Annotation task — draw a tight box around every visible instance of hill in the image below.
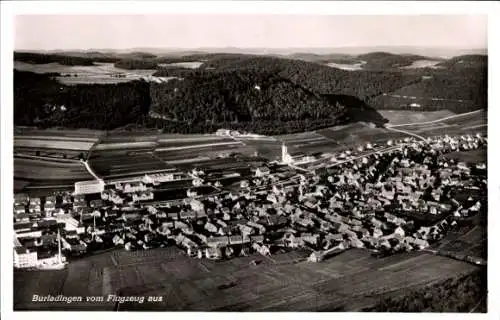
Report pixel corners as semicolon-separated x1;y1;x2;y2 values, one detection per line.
150;69;388;135
14;70;150;130
355;52;441;70
14;52;98;66
13;52;487;134
155;55;422;100
437;55;487;69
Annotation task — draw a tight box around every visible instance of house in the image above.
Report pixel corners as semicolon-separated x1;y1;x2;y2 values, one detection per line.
204;222;218;234
252;243;271;256
14;193;29;206
167;211;179;220
394;226;405;238
44;202;56;216
179;210;197;220
28;203;41;214
373;228;383;239
207;236;229;248
325;233;344;242
122;212;142;222
350;238;364;248
61;237;87;252
90;199;105;208
14;213;30;223
56;214;85;234
14;204;26;215
205;247;222;260
255;166;271;177
238;224;255;237
190;199;205;213
250;235;264;243
229;235;246;245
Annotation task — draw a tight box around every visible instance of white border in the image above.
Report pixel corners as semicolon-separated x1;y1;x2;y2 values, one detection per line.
1;2;499;320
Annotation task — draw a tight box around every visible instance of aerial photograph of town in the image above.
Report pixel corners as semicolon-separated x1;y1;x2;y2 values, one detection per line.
3;5;493;316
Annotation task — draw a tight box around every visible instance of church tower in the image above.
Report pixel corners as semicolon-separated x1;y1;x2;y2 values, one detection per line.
281;142;290;164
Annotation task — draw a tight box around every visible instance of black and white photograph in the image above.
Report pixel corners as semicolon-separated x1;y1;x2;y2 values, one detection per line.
1;1;497;317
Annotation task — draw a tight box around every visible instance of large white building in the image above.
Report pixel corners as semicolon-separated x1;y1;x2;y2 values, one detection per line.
14;247;37;269
75;179;105;195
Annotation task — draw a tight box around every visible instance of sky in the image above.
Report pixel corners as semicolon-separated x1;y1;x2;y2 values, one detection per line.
15;15;487;51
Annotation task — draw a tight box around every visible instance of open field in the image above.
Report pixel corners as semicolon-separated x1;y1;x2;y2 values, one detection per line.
14;61;157;84
379;110;456;125
394;110;487;138
316;123;410;146
154;144;256;164
158;61;204;69
14;247;481;311
400;60;442;69
93;142;158;152
14;138;97;151
239;139;282;161
326;61;365;71
88;153;175;180
14;129;102;156
14;157;93;182
171;157;253;174
14;127;105;139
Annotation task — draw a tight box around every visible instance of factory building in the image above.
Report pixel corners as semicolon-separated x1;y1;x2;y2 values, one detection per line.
74;179;105;195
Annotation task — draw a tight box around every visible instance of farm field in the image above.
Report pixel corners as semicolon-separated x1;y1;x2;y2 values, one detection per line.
154;144;256;164
14;61;157;84
14;138;97;151
239;139;282;161
14;127;105;139
13;247;481;311
158;61;204;69
14;157;93;182
379;110;456;125
395;110;487;138
400;60;442;69
372;94;478;112
93;142;158;153
317;123;410;146
172;157;252;173
88;153;175;180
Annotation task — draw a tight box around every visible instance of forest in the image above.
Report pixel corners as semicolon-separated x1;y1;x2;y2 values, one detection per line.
114;58;158;70
14;71;149;130
13;52;487;134
14;52;97;66
154;55;423;100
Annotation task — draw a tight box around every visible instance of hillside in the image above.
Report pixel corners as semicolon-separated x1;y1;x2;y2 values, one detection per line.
437;55;487;69
357;52;440;69
149;69;389;134
14;52;98;66
14;70;150;130
368;66;487;112
13;51;487;134
155;55;422;100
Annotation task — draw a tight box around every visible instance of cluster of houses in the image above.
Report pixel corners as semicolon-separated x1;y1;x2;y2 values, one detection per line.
13;132;487;267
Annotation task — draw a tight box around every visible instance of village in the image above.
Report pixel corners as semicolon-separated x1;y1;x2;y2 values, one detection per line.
13;133;487;268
